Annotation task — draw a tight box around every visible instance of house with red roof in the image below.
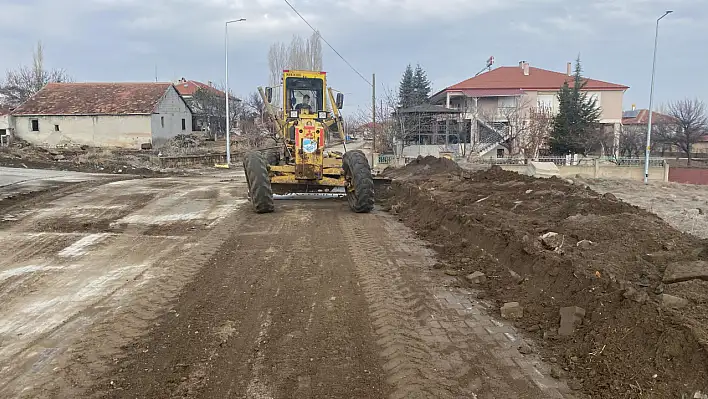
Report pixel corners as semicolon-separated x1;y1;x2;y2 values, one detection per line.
430;61;629;157
623;106;708;156
174;78;240;134
174;78;228;99
10;82;193;149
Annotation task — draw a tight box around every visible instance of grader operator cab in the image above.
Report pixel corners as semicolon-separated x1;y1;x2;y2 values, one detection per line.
242;69;384;214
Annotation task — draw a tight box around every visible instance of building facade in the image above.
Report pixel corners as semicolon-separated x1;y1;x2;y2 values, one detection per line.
430;61;629;158
10;82;192;149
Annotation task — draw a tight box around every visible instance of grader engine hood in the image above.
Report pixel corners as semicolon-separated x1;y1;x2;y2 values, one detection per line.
294;119;325;180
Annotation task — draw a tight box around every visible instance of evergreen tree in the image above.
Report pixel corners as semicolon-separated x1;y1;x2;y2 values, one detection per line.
412;64;432;105
398;64;415;109
549;57;602;155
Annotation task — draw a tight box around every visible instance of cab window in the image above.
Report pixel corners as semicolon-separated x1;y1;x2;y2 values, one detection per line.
285;77;324;112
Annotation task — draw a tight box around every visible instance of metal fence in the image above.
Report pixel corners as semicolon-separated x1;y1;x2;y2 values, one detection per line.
471;156;666;167
600;156;665;167
378;154;396;164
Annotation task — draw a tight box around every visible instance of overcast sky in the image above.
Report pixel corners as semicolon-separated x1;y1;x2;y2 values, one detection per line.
1;0;705;116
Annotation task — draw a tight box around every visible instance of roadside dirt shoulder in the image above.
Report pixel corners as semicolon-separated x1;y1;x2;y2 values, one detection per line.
382;157;708;398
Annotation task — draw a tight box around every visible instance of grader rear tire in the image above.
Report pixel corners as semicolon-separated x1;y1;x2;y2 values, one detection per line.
243;151;274;214
342;150;374;213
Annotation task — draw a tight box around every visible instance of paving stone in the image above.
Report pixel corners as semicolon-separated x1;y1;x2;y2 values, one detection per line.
518;342;534;355
500;302;523;319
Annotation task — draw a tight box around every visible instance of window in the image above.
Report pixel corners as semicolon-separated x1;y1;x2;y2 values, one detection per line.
497;148;505;158
160;116;165;128
0;129;6;136
181;118;186;130
54;124;60;132
498;96;517;108
537;94;555;112
586;92;601;109
31;119;39;132
285;77;324;112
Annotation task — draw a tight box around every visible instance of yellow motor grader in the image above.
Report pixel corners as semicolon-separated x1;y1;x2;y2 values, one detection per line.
242;69;385;213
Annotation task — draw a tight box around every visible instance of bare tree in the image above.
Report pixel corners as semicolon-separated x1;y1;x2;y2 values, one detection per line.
0;41;72;107
347;86;405;155
496;96;533;156
308;31;323;71
586;124;616;157
658;98;708;165
268;43;288;86
521;106;554;159
288;35;307;69
266;33;323;108
191;85;240;138
618;125;645;158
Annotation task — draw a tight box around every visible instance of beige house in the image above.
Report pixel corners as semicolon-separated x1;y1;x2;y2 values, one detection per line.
11;82;193;149
430;61;629;158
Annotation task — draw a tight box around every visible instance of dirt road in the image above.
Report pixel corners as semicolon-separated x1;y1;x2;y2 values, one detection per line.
0;168;574;398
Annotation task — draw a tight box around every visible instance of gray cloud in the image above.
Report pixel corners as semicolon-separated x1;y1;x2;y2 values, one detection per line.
0;0;705;114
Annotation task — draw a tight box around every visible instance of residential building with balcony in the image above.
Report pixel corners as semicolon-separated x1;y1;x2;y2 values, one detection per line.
430;61;629;158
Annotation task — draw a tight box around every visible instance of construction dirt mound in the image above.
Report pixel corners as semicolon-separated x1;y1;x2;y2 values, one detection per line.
381;164;708;398
382;155;462;179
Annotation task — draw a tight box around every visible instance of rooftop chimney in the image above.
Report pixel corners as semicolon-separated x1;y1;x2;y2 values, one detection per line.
567;62;572;76
632;104;636;111
208;81;213;87
523;62;529;76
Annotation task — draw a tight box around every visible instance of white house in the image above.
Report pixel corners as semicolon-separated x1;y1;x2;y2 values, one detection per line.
10;82;193;149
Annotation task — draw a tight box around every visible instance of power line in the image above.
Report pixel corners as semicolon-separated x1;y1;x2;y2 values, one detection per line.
282;0;372;87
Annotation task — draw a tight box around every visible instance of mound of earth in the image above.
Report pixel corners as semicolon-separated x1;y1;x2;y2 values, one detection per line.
383;164;708;398
382;155;462;179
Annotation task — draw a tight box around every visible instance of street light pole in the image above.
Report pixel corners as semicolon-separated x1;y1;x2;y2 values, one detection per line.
644;10;672;184
225;18;246;165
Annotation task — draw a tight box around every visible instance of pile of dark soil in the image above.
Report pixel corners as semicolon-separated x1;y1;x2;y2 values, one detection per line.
383;164;708;398
383;155;462;179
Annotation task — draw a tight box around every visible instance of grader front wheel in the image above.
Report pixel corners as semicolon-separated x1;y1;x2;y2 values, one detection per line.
342;150;374;213
243;151;275;214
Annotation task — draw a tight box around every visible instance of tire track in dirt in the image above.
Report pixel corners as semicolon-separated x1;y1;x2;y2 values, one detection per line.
89;201;387;399
340;213;468;398
340;212;566;398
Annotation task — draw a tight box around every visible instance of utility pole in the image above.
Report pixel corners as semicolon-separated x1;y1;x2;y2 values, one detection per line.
372;73;376;166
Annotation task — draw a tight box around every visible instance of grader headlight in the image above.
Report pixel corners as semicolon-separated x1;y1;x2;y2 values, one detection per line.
289;110;299;118
317;111;327;119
